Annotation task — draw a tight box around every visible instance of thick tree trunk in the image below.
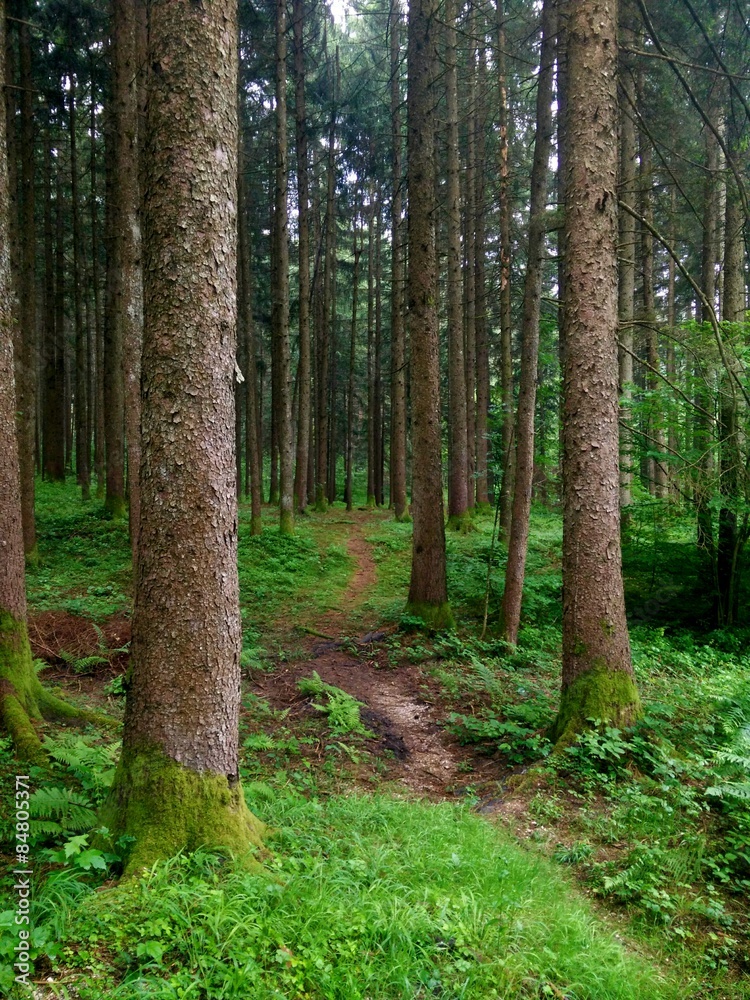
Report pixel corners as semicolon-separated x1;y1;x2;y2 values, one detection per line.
406;0;453;629
464;29;477;511
389;0;408;521
293;0;311;513
501;0;556;646
445;0;469;531
552;0;640;747
102;0;264;873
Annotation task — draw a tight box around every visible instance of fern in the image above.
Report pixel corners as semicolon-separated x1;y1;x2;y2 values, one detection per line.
43;734;120;801
28;787;97;840
298;672;374;736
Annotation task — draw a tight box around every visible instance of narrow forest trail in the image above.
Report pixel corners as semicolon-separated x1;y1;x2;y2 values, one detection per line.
254;511;468;797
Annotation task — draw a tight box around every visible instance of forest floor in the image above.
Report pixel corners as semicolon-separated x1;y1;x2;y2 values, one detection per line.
5;487;750;999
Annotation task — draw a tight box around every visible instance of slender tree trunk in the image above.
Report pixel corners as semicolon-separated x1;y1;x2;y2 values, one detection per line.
293;0;311;513
501;0;556;645
17;12;37;559
102;0;264;873
374;198;384;506
618;19;636;521
103;109;126;522
42;125;65;482
552;0;640;746
389;0;408;520
119;0;144;558
345;215;360;511
695;124;719;555
238;139;263;535
406;0;453;629
274;0;294;535
366;188;376;507
445;0;469;531
69;77;90;501
474;37;490;509
464;26;477;511
496;0;514;538
90;56;105;497
717;119;744;625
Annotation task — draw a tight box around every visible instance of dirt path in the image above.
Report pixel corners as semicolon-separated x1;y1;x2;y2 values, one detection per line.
254;512;466;797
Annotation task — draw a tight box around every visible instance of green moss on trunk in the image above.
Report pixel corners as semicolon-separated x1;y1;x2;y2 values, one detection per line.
366;494;377;510
393;510;412;524
550;666;642;749
279;509;295;536
105;494;128;520
99;745;266;876
405;600;455;631
1;610;116;762
447;512;475;534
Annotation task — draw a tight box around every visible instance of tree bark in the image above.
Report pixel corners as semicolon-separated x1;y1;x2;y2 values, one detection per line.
102;0;264;873
496;0;514;539
293;0;311;514
17;10;37;559
345;213;360;511
389;0;408;521
445;0;469;531
42;124;65;482
274;0;294;535
474;36;490;509
501;0;556;646
69;77;90;501
406;0;453;629
551;0;640;746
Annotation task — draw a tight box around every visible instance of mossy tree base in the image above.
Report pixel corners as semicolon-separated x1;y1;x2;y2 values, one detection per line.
394;511;412;524
1;611;116;763
447;512;475;534
405;600;455;631
279;509;295;536
549;667;642;750
105;495;128;520
24;544;40;569
99;746;266;876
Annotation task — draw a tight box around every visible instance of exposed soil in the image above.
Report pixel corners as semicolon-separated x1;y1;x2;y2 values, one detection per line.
254;511;482;797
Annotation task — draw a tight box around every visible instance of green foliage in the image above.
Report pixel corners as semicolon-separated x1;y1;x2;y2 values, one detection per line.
298;671;374;736
43;794;679;999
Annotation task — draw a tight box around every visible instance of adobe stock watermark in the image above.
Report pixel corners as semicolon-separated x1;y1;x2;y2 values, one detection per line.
10;775;34;990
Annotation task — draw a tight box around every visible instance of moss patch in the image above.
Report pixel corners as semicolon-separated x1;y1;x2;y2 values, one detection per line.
405;600;456;631
99;744;266;876
447;511;475;534
549;666;642;749
0;609;116;762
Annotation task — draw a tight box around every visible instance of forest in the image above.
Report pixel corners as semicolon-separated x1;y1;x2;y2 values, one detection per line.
1;0;750;996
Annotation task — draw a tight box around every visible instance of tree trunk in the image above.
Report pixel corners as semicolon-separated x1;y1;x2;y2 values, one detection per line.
102;0;264;873
42;124;65;482
366;188;376;507
464;26;477;512
445;0;469;531
69;77;90;501
474;36;490;510
389;0;408;521
17;11;37;559
501;0;556;646
406;0;453;629
238;137;263;536
1;3;98;762
551;0;640;747
274;0;294;535
293;0;311;514
717;119;744;625
345;215;360;511
374;197;384;506
617;16;636;521
496;0;514;539
90;57;106;497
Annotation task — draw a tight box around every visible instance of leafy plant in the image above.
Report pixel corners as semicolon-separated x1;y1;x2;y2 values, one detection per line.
297;672;374;736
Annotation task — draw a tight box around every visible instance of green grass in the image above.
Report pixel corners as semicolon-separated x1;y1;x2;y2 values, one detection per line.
20;792;683;1000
